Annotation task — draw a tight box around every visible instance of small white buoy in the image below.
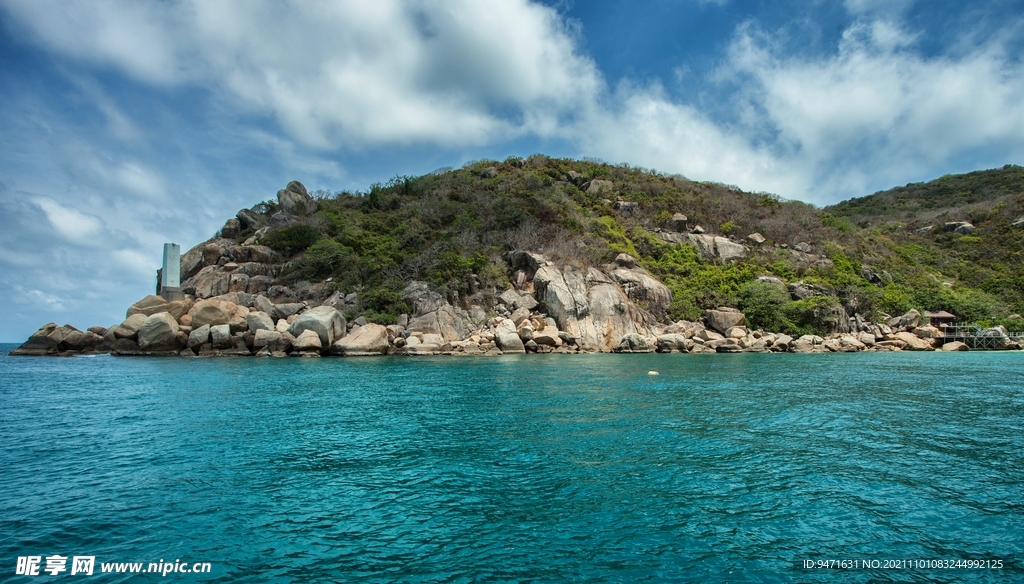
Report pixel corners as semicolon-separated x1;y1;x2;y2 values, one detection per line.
648;371;659;375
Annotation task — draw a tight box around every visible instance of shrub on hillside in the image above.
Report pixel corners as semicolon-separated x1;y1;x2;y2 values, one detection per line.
738;281;793;332
264;224;320;255
782;296;848;336
299;239;353;280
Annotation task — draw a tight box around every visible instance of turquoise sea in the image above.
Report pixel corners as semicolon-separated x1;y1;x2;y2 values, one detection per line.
1;345;1022;582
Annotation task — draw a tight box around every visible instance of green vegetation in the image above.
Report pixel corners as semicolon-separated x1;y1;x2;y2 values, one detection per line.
828;164;1024;224
243;157;1024;329
264;224;319;255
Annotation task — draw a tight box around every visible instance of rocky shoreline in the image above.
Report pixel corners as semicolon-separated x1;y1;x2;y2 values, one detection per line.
12;256;1020;358
11;180;1022;358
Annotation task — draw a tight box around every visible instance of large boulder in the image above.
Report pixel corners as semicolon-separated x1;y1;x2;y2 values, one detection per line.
606;254;672;317
705;308;745;335
612;200;639;215
188;299;249;331
253;329;292;353
944;221;975;235
407;305;472;342
714;237;748;261
235;245;275;265
498;288;539;311
233;261;276;278
210;324;233;349
940;341;969;351
254;295;278;317
111;338;143;355
586;179;614;195
10;323;61;355
188;324;211;350
724;326;748;339
183;266;232;298
771;334;793;351
288;306;346;347
510;307;531;326
913;325;943;339
329;323;390;355
137;312;181;352
292;329;323;352
251;329;276;349
533;264;653;352
656;333;692;353
495;319;528;352
110;313;148;339
658;233;747;262
221;218;241;239
614;333;654;353
270;212;294;227
246;311;275;333
229;272;249;293
667;213;688;232
888;309;921;329
533;326;562;347
126;295;193;320
402;281;448;317
179;244;206;282
236;208;262;230
893;331;934;350
277;181;317;216
838;334;866;351
64;330;104;352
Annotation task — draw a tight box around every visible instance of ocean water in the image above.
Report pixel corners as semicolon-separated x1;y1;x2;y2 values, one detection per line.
1;346;1022;583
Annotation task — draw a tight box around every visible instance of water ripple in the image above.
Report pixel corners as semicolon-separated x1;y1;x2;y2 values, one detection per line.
1;349;1022;582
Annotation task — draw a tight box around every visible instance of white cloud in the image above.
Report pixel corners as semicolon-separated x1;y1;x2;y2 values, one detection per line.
1;0;600;148
577;81;803;195
719;16;1024;202
34;198;104;246
2;0;1021;204
111;248;159;280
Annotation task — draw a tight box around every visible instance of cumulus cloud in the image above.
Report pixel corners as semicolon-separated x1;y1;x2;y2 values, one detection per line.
720;15;1024;201
6;0;1021;205
1;0;600;148
576;81;803;195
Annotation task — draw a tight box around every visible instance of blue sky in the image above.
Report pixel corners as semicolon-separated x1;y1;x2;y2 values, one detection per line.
1;0;1023;341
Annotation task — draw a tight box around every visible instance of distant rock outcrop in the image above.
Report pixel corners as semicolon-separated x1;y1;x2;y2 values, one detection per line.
657;231;748;262
531;256;657;352
605;254;672;318
944;221;975;235
278;181;317;216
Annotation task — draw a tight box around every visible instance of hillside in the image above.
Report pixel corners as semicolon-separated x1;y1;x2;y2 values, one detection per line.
226;156;1023;333
13;156;1024;357
824;164;1024;324
826;165;1024;226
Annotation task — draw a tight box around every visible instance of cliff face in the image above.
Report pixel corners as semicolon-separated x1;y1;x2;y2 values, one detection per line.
11;158;1024;356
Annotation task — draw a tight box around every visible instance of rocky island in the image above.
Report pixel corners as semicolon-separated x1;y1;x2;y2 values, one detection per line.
12;158;1024;357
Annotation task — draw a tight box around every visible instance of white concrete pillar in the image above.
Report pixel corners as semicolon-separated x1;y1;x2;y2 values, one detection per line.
160;243;183;300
